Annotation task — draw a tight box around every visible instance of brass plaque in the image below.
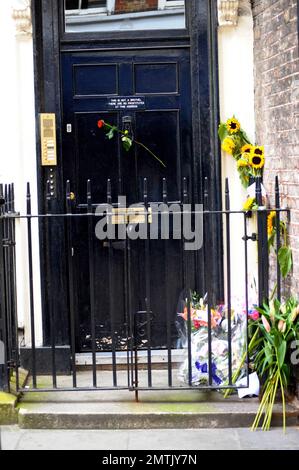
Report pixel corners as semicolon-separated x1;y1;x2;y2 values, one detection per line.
111;207;152;225
40;113;57;166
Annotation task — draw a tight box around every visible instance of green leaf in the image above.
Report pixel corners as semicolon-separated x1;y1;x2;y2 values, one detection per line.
277;340;287;369
239;129;252;145
278;246;293;278
121;136;132;152
106;126;117;140
281;363;291;385
218;123;228;141
268;231;275;250
274;298;281;313
239;171;249;188
264;343;273;364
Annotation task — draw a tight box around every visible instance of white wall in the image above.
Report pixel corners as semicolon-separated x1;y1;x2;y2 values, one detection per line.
0;0;43;346
218;10;258;305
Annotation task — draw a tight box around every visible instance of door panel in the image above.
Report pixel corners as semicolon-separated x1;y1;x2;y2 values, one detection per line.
62;47;196;351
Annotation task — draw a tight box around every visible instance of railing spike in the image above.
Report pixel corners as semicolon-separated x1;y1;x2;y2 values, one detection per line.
66;180;71;198
204;177;208;210
162;177;167;203
87;179;92;212
26;182;31;214
11;183;15;213
87;179;91;198
255;176;262;206
275;175;280;209
107;178;111;204
8;184;12;212
183;177;188;204
225;177;230;211
0;184;4;209
65;180;71;213
143;177;148;200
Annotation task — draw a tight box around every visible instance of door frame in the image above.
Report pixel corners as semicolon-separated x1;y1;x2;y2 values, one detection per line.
31;0;223;358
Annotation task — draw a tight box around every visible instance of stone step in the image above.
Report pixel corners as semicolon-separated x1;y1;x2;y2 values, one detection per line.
17;405;298;430
17;390;299;430
12;370;299;430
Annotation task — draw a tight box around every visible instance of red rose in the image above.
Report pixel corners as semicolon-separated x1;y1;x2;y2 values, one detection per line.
97;119;105;129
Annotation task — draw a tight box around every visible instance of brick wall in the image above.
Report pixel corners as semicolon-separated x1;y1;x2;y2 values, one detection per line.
115;0;158;14
252;0;299;293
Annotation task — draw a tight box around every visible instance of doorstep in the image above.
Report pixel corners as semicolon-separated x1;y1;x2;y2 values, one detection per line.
0;368;29;425
76;349;184;369
15;370;299;430
0;392;18;425
17;392;299;430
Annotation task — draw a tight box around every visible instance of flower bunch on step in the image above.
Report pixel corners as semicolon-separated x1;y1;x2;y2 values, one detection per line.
177;292;259;387
224;296;299;431
218;117;265;188
251;297;299;431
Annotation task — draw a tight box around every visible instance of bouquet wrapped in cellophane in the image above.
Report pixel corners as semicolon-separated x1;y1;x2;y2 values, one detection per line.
176;292;259;387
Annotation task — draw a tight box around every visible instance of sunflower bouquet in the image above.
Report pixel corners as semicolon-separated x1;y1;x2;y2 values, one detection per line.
218;117;265;188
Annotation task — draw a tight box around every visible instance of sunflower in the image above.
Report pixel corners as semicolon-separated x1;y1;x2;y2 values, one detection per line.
237;157;249;168
253;146;264;157
243;197;256;211
222;137;236;155
226;117;241;134
267;211;276;235
241;144;253;154
249;147;265;170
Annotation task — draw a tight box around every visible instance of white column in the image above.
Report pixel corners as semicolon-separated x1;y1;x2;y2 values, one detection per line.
0;0;43;346
218;1;258;305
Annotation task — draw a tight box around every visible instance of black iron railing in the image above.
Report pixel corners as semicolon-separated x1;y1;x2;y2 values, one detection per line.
0;176;290;395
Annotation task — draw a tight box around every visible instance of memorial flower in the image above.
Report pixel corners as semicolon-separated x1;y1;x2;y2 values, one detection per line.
177;292;257;387
226;117;241;134
218;117;265;187
250;297;299;431
97;119;166;168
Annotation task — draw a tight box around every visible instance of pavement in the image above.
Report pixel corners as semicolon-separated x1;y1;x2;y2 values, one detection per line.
1;425;299;450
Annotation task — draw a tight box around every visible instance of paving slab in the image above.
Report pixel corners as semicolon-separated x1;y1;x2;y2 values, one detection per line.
1;426;299;450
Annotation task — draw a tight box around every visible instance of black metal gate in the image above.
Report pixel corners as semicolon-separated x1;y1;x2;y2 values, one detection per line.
0;177;288;395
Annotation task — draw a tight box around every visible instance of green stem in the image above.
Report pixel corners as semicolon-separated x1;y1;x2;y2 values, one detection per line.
223;327;259;398
262;381;274;431
251;379;273;431
270;283;277;301
103;122;166;168
283;224;287;247
134;139;166;168
263;371;279;431
278;370;286;433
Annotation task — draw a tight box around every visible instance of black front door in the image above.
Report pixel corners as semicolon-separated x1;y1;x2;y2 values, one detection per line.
62;48;196;351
